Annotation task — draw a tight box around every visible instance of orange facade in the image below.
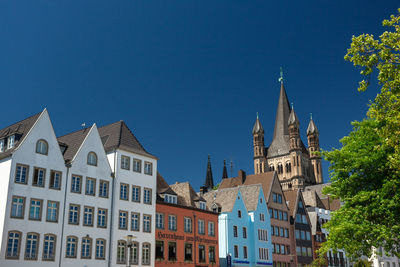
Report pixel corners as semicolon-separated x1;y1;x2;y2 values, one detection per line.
155;202;219;267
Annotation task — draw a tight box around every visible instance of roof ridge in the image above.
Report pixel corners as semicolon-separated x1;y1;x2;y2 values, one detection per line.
0;111;42;133
120;121;148;153
57;126;91;138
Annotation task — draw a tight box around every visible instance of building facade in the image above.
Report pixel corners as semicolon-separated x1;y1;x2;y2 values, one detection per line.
204;184;273;267
0;109;158;267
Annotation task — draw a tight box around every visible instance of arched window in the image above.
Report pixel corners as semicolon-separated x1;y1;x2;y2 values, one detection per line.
81;236;92;259
6;231;21;259
87;152;97;166
142;242;151;265
129;241;139;265
25;232;39;260
66;236;77;258
43;234;56;261
117;240;126;264
36;139;48;155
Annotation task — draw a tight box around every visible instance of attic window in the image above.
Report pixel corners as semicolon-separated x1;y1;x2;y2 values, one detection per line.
164;194;177;204
87;152;97;166
238;210;242;218
7;135;15;149
0;139;4;152
260;198;263;203
36;139;48;155
199;201;206;210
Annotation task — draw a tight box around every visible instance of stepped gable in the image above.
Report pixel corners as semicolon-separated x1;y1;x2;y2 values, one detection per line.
57;126;92;162
0;111;42;160
170;182;205;209
98;120;156;159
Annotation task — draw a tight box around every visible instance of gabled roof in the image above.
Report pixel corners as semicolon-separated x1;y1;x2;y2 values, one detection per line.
156;173;177;195
203;184;262;213
302;190;325;209
0;110;42;160
219;176;243;189
57;126;91;162
169;182;205;209
284;190;300;217
98;121;156;159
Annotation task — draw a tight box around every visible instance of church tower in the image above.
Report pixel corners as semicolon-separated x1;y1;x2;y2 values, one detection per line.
288;105;305;189
307;116;323;184
253;114;266;174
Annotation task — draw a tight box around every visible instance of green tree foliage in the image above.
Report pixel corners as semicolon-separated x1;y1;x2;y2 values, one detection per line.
306;256;327;267
321;9;400;258
353;259;372;267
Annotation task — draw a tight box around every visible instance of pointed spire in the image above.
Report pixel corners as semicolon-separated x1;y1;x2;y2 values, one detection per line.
307;116;319;135
288;104;299;126
204;155;214;190
252;113;264;134
222;159;228;179
272;79;291;139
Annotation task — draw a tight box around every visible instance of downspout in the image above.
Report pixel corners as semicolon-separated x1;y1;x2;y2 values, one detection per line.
108;150;117;267
193;213;196;267
59;162;71;267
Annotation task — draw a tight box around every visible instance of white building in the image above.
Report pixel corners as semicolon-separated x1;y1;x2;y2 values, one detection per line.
369;247;399;267
0;109;157;267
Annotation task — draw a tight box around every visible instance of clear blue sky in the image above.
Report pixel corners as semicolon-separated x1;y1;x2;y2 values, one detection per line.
1;1;398;190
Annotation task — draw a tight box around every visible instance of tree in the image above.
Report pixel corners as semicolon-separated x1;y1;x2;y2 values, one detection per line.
305;256;327;267
320;9;400;258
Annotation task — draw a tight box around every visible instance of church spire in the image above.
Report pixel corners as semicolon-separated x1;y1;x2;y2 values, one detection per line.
222;159;228;179
252;112;264;134
288;104;299;126
204;155;214;190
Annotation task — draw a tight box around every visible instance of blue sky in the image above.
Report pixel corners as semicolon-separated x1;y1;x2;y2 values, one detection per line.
1;1;398;189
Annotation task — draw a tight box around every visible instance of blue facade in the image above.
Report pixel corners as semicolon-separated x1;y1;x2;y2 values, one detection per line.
218;186;273;267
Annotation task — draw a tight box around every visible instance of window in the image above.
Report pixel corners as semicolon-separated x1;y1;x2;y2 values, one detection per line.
259;248;269;260
274;209;278;219
295;229;300;239
269;208;273;218
296;214;302;223
121;155;130;170
199;245;206;263
83;206;94;226
129;242;139;264
131;212;140;231
209;246;216;263
168;215;177;231
168;242;177;261
0;139;4;152
133;158;141;172
49;170;61;190
258;229;268;241
144;161;153;175
184;217;192;233
208;221;215;236
278;194;282;204
97;208;107;228
117;240;126;264
85;178;96;196
238;210;242;218
144;188;152;204
156;240;164;260
36;139;48;155
243;227;247;238
234;245;239;258
198;220;205;235
95;239;106;259
156;213;164;229
71;175;82;193
87;152;97;166
279;211;283;220
281;244;286;255
120;183;129;200
260;213;265;221
68;204;80;225
185;243;193;261
296;246;301;256
66;236;77;258
119;210;128;230
143;214;151;233
29;199;42;221
306;231;311;240
283;212;288;221
233;225;238;237
99;180;109;198
46;201;59;222
132;186;140;202
243;246;248;259
81;237;92;259
280;227;284;237
298;200;304;209
15;164;29;184
43;234;56;261
32;167;45;187
25;232;39;260
199;201;206;210
7;135;15;149
302;214;308;224
285;228;289;238
142;243;151;265
164;194;177;204
307;247;312;257
11;196;25;219
302;247;307;256
6;231;21;259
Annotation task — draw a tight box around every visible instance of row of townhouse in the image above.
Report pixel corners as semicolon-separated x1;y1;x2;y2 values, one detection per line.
0;109;157;267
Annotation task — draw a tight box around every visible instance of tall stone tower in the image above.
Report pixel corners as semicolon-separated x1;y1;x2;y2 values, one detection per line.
307;116;323;184
251;70;323;190
253;114;266;174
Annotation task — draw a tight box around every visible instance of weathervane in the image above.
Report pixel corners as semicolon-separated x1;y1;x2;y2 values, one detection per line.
256;112;259;119
310;113;313;120
278;67;284;83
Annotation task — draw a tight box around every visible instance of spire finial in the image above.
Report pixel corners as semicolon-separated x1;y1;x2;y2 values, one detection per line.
278;67;284;83
256;112;259;119
310;113;313;120
291;102;294;110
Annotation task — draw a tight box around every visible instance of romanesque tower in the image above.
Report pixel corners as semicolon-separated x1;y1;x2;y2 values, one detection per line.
307;116;323;184
253;114;266;174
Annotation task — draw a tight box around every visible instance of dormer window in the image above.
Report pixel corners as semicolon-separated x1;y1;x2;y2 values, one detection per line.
87;152;97;166
238;210;242;218
199;201;206;210
0;139;4;152
164;194;177;204
7;135;15;149
35;139;48;155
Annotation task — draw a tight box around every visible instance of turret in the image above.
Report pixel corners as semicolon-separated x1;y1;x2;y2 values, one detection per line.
222;159;228;179
253;113;266;174
288;105;301;151
307;115;323;184
200;155;214;194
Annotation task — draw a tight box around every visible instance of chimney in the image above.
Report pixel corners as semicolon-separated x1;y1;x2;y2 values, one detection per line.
238;169;246;184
